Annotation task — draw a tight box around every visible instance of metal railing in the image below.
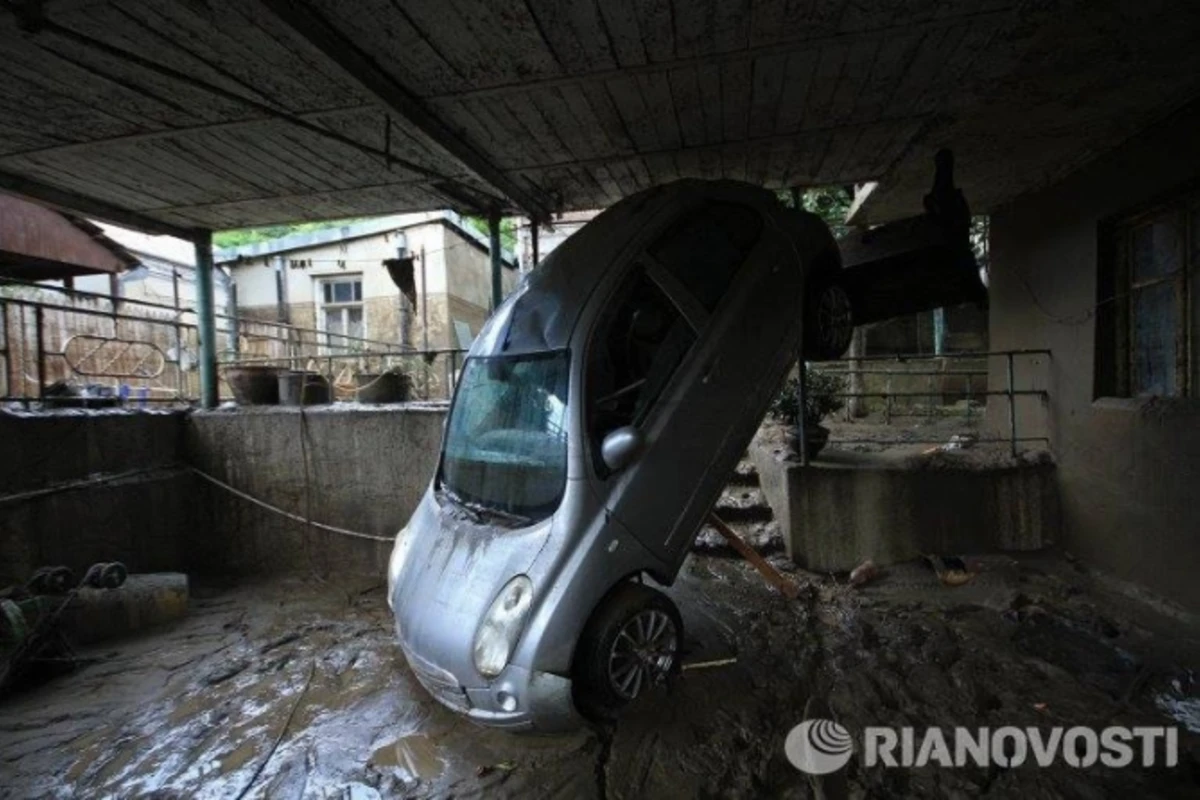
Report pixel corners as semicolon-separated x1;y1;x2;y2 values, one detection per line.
0;279;465;406
804;349;1052;459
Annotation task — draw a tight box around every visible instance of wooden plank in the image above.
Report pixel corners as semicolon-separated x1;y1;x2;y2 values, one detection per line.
597;0;648;67
695;62;725;144
524;0;618;73
849;30;924;124
304;0;465;96
772;48;820;134
555;85;618;161
498;93;574;166
713;0;753;54
800;43;849;130
721;58;753;143
604;76;659;152
668;68;708;148
748;52;789;138
748;0;789;47
443;0;561;83
577;81;638;156
708;514;800;599
636;72;682;151
632;0;676;63
827;38;882;124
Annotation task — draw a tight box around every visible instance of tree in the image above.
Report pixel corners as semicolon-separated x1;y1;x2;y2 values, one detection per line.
213;218;364;249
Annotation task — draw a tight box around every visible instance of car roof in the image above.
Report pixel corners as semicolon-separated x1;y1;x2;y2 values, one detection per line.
472;179;784;358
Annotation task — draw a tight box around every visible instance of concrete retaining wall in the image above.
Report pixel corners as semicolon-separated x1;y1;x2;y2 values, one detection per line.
1;404;446;586
0;410;196;585
751;439;1059;571
185;404;446;577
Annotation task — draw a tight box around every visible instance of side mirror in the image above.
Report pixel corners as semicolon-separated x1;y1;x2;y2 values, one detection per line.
601;426;643;473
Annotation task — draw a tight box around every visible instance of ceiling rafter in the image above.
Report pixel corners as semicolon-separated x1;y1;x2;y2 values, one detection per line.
259;0;553;222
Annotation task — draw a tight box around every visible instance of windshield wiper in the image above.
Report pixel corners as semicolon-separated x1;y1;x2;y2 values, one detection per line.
442;487;532;527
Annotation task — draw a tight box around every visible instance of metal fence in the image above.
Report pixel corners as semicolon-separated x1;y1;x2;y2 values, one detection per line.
804;349;1052;458
0;280;464;406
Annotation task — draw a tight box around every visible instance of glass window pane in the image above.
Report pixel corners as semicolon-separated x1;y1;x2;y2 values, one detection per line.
588;270;696;448
1132;281;1178;396
323;283;332;304
347;307;363;340
324;309;345;336
331;281;353;303
1132;216;1180;282
647;203;762;311
353;281;363;302
441;352;570;519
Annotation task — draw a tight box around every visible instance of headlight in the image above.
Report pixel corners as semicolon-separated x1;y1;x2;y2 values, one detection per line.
386;525;412;610
473;575;533;678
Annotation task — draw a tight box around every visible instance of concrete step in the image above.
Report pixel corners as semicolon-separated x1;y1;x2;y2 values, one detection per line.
726;458;760;487
711;484;773;523
693;518;784;556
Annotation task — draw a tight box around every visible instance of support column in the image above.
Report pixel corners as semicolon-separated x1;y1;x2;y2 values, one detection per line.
530;217;539;271
489;210;503;311
194;230;218;408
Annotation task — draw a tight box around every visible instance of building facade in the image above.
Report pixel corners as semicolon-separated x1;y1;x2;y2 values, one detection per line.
218;212;518;354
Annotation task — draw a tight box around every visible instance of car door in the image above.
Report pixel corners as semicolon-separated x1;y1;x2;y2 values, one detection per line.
584;200;806;568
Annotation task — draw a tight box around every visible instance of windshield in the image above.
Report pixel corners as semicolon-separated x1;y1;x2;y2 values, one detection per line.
440;350;569;521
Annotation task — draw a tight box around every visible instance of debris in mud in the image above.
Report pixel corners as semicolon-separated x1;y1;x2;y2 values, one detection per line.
681;657;738;672
923;554;978;587
849;559;879;587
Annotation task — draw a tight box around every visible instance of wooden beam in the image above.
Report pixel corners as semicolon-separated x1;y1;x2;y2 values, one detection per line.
707;514;801;599
261;0;551;222
0;170;194;238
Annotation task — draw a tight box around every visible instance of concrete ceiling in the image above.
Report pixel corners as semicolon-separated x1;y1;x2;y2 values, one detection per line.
0;0;1198;235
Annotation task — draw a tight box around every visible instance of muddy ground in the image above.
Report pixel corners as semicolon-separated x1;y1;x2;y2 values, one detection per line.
2;550;1198;799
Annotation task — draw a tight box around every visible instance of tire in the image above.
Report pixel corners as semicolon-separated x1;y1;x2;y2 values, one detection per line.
804;275;854;360
572;582;683;719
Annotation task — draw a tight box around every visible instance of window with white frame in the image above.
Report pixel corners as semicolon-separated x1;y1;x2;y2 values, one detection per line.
317;276;364;350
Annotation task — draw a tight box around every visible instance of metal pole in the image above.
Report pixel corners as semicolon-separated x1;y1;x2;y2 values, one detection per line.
194;230;219;408
172;270;184;398
34;305;45;399
530;218;539;270
489;210;503;311
797;358;809;466
1007;352;1017;458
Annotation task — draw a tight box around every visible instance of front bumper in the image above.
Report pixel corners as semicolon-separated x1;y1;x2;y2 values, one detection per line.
398;636;581;732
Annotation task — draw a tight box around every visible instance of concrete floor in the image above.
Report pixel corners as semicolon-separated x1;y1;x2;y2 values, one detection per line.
2;552;1198;799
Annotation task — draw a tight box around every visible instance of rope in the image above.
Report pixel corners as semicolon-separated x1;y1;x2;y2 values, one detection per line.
189;466;393;543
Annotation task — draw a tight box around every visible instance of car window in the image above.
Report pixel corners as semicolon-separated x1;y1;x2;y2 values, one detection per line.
587;268;696;469
646;203;763;312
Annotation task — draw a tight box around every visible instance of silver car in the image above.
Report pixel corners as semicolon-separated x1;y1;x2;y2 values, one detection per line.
387;179;842;731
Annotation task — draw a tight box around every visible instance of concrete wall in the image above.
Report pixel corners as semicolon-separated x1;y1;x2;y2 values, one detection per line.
0;411;197;585
2;405;448;585
750;439;1057;571
185;405;446;577
986;100;1200;611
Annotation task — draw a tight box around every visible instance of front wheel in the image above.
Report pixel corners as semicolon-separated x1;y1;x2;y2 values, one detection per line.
572;582;683;719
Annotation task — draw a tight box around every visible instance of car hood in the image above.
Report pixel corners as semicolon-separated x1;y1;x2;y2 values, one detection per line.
391;490;553;686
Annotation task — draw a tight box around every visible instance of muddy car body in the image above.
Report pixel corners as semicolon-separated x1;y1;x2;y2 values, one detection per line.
388;180;841;730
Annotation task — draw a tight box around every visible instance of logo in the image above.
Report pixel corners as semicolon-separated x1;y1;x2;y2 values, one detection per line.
784;721;1179;774
784;719;854;774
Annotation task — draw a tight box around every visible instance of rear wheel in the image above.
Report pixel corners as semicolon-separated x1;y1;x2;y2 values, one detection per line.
804;276;854;360
573;582;682;719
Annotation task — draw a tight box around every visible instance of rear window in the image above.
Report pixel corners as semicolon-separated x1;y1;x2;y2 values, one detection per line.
647;203;763;311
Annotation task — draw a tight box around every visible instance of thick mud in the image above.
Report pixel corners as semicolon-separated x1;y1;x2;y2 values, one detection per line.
1;552;1197;798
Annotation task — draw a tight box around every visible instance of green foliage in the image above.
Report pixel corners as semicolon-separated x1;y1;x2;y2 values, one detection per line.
213;218;365;250
777;186;854;239
769;366;846;428
463;216;518;254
